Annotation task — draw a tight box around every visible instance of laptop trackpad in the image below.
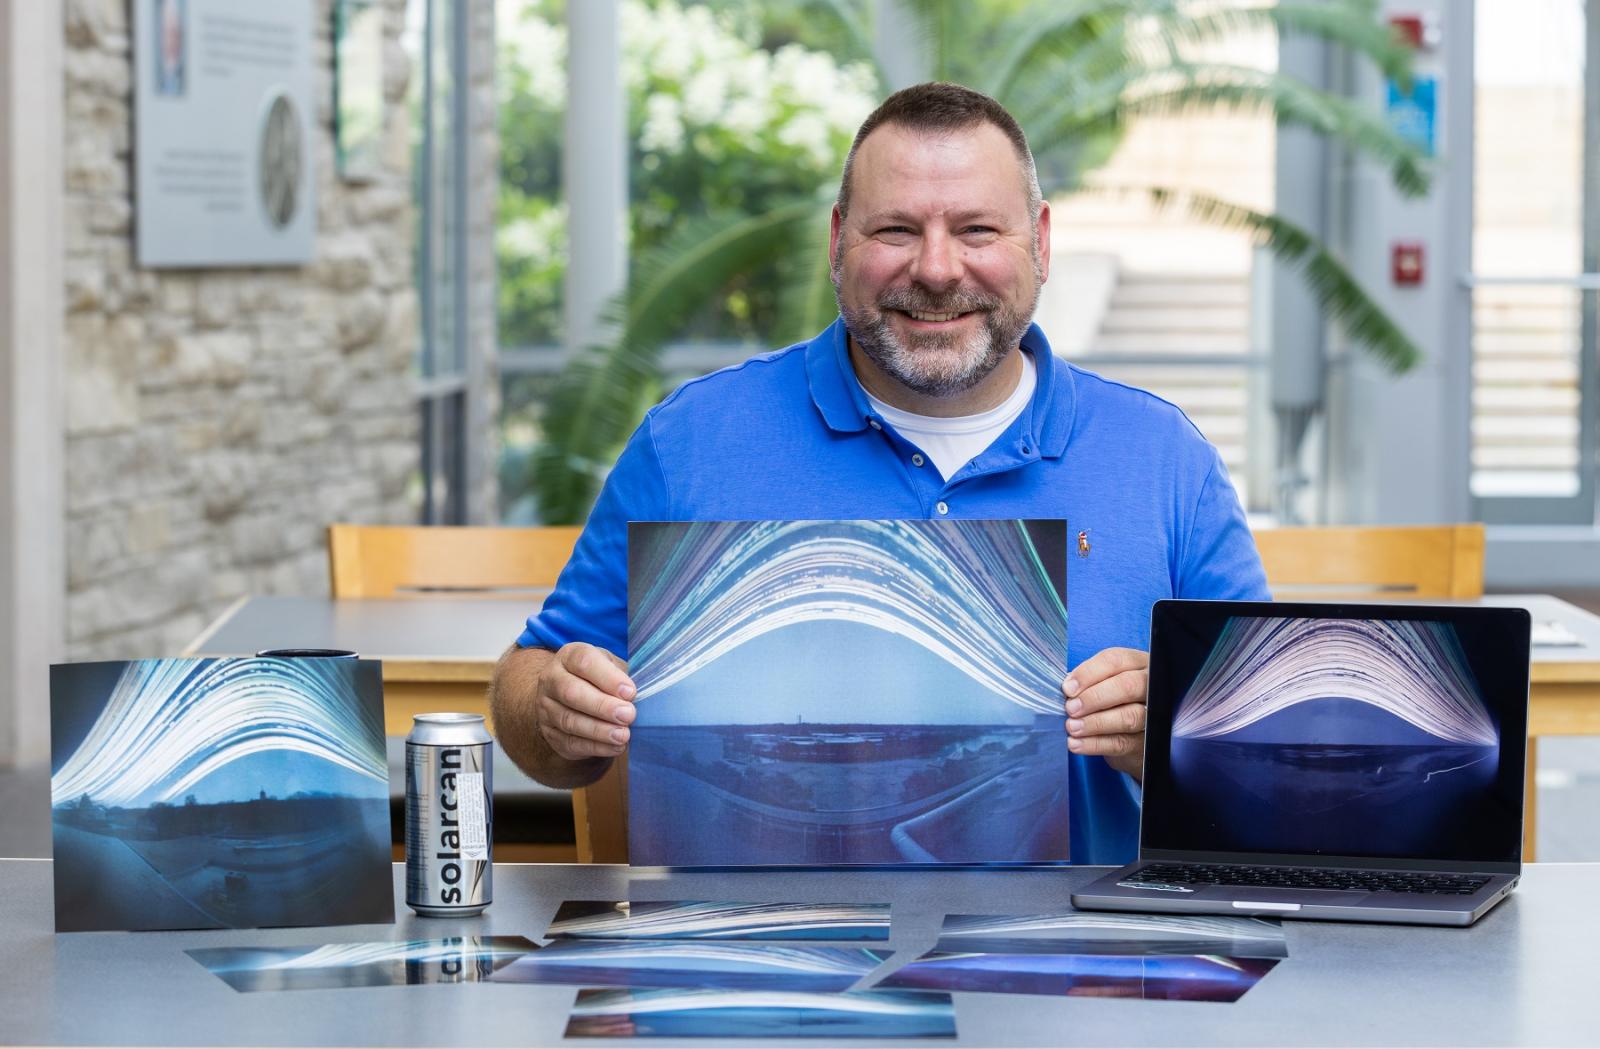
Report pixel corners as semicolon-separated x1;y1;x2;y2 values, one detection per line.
1202;887;1367;907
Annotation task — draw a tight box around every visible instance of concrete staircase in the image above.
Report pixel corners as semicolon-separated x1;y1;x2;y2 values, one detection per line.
1075;269;1256;491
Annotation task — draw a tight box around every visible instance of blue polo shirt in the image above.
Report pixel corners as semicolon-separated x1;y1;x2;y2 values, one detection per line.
519;317;1269;863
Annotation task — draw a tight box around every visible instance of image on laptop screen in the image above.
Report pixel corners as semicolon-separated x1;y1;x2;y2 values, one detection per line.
1141;606;1529;864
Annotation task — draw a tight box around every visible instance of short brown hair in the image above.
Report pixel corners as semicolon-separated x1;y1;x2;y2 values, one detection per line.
835;82;1042;220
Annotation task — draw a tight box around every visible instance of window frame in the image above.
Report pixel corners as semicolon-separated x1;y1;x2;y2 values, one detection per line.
415;0;475;525
1467;0;1600;526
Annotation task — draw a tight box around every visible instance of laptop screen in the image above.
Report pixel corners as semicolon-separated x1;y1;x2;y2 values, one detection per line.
1140;601;1530;865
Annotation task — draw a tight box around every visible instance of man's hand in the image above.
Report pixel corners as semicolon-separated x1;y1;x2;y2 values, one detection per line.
489;642;637;789
534;642;638;761
1063;647;1150;780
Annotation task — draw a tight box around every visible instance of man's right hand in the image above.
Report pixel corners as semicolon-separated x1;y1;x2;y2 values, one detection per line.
534;642;638;761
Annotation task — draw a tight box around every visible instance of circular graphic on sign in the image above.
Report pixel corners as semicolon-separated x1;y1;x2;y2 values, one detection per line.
259;91;303;229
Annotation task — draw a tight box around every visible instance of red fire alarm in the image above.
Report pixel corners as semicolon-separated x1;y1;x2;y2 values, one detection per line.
1392;241;1425;286
1389;15;1424;49
1388;13;1442;51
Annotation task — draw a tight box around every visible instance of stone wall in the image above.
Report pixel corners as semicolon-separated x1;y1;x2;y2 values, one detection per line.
61;0;420;660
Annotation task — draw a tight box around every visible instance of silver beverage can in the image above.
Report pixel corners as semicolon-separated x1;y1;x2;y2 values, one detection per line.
405;713;493;916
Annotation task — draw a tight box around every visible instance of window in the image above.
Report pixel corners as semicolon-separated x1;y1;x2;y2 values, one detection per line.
1470;0;1599;524
495;0;566;523
408;0;470;523
494;0;874;523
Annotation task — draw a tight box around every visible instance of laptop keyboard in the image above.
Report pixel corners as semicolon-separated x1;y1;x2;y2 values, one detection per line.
1130;863;1492;895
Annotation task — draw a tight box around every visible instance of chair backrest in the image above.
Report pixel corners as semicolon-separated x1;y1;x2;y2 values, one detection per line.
327;524;581;597
573;755;630;864
1252;523;1486;600
327;523;628;861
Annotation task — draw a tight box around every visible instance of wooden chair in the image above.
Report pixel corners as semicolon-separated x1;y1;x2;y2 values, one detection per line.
572;758;629;864
1252;523;1486;600
327;523;629;862
327;523;581;598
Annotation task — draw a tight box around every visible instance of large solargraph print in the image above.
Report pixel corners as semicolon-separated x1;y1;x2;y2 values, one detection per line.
49;657;393;932
627;520;1068;866
1169;617;1501;855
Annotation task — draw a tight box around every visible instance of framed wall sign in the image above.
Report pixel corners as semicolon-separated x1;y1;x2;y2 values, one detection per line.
134;0;316;267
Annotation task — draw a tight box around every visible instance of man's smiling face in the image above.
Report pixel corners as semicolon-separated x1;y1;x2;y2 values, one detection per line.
830;121;1050;403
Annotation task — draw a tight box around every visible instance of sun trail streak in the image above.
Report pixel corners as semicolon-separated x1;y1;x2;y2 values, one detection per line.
1172;618;1496;745
51;658;386;807
628;521;1067;714
257;940;530;970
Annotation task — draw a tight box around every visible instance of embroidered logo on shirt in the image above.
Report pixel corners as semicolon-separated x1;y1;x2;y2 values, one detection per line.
1077;529;1091;558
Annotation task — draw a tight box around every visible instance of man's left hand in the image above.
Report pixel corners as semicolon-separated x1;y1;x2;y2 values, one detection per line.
1063;647;1150;780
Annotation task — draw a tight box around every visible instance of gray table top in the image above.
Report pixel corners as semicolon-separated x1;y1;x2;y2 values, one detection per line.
187;593;1600;669
187;594;541;664
5;860;1598;1047
1480;593;1600;665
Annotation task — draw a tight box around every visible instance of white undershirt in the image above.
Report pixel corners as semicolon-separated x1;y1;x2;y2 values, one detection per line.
864;352;1038;481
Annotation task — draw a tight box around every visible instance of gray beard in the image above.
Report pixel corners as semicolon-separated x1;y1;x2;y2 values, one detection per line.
836;285;1038;399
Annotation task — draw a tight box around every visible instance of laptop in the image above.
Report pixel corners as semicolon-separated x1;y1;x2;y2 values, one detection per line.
1072;600;1531;927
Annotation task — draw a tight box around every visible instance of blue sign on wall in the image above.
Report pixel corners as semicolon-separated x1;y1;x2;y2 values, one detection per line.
1386;75;1439;157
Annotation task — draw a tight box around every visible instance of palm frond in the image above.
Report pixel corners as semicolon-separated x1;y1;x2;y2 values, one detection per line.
1029;63;1430;198
780;0;889;85
532;201;823;522
1156;3;1414;89
773;206;840;345
1104;184;1420;374
981;0;1139;110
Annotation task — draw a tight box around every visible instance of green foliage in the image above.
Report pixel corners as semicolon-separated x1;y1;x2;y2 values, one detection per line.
507;0;1431;523
496;0;875;348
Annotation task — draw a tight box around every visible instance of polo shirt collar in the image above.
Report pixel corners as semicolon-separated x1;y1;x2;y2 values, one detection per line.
805;317;873;432
805;317;1076;458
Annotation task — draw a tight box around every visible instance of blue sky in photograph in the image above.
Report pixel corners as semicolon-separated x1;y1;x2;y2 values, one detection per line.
639;619;1050;726
170;749;386;806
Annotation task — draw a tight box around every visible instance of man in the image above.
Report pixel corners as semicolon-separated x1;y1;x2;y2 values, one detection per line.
491;82;1269;863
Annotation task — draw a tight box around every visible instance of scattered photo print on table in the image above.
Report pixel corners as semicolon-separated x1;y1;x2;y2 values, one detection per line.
565;988;955;1039
934;912;1286;958
879;950;1279;1003
49;657;392;931
188;937;537;992
490;940;889;993
627;520;1069;866
546;900;891;942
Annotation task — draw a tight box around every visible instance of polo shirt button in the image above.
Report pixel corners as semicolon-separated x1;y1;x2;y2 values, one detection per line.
936;501;949;515
911;453;925;467
868;418;882;431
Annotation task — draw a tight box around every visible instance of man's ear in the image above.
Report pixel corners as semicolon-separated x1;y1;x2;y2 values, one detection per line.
1035;200;1052;285
828;205;844;268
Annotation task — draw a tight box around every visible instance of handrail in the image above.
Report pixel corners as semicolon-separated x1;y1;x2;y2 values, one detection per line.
1461;274;1600;289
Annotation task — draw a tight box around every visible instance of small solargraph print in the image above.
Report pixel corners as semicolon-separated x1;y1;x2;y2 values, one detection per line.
564;988;956;1040
489;940;888;993
546;900;891;941
188;937;537;992
627;520;1069;866
1167;616;1505;856
933;912;1286;958
50;657;393;932
879;950;1278;1003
